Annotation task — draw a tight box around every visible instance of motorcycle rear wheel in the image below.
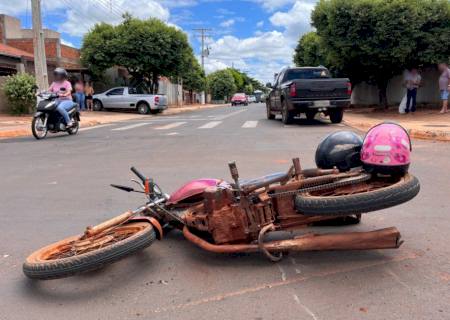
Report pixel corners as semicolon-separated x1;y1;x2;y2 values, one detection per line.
67;119;79;135
295;174;420;216
23;222;156;280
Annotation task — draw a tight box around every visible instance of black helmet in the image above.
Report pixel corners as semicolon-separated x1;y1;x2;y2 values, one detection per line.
53;67;68;78
315;131;363;171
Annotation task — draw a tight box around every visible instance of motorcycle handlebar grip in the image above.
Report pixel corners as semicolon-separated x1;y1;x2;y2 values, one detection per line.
130;167;146;183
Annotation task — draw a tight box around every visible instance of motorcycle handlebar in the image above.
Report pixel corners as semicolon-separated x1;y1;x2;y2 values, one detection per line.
130;167;147;183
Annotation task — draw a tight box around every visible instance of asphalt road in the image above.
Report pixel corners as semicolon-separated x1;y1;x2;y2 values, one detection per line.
0;103;449;320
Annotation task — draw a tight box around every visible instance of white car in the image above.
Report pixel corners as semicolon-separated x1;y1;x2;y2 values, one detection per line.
247;95;257;103
93;87;168;114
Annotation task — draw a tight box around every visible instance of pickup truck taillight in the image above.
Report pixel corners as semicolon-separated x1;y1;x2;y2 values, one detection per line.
289;83;296;97
347;82;352;95
154;96;160;105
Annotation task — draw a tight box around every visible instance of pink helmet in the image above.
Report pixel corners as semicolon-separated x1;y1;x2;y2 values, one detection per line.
361;122;411;175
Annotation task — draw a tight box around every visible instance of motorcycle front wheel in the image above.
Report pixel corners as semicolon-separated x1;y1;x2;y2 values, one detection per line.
23;222;156;280
31;116;48;139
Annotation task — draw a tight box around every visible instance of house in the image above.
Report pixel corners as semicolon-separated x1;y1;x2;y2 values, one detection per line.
0;14;86;83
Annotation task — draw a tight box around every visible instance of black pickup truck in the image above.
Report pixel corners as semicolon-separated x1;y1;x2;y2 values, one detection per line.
266;67;351;124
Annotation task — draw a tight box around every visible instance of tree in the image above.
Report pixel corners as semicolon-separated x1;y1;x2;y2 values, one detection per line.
312;0;450;107
81;16;196;93
207;69;237;101
182;57;206;101
294;32;326;67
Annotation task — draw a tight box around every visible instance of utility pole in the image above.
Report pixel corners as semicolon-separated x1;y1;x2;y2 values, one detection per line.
193;28;212;105
31;0;48;89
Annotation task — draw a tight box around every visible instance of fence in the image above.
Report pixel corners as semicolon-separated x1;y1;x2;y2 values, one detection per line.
158;80;182;106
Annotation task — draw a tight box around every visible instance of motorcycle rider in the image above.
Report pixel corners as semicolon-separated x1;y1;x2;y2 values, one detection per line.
48;68;74;127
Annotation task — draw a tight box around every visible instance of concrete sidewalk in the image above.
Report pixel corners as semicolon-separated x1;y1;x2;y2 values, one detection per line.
344;108;450;141
0;103;223;138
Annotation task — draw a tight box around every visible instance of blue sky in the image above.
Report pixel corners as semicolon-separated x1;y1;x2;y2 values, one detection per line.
0;0;318;82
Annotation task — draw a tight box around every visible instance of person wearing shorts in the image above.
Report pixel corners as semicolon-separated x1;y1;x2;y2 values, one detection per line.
438;63;450;114
85;82;94;111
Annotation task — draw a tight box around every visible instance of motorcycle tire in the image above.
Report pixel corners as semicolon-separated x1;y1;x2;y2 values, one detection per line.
294;174;420;216
31;117;48;140
67;119;79;135
23;222;156;280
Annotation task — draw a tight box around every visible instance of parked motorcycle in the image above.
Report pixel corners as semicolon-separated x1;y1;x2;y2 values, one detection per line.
23;155;420;280
32;90;80;140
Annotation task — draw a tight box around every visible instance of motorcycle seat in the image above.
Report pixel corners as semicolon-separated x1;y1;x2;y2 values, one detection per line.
239;172;287;188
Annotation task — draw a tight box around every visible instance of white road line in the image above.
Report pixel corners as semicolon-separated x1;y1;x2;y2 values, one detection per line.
242;120;258;128
214;109;246;120
198;121;222;129
112;122;151;131
154;122;186;130
165;132;179;136
79;124;113;131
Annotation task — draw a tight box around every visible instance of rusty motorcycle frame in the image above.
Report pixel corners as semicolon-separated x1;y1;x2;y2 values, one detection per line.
23;158;416;279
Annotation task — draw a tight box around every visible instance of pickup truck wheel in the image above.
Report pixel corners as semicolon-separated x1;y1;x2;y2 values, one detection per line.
93;100;103;111
266;104;275;120
281;101;294;125
329;108;344;124
137;103;150;115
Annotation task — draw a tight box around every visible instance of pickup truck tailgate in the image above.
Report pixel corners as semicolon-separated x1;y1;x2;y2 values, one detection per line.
294;79;349;100
158;95;168;106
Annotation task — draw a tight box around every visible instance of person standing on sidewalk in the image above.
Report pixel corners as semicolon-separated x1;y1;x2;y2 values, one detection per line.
85;82;94;111
74;80;86;111
438;63;450;114
403;68;421;113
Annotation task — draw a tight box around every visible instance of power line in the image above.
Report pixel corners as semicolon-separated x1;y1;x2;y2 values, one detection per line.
192;28;212;72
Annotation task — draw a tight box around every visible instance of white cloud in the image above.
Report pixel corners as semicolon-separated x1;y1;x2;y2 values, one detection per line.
58;0;170;37
60;39;75;47
220;19;235;28
252;0;297;11
203;1;316;83
256;21;264;28
270;1;315;41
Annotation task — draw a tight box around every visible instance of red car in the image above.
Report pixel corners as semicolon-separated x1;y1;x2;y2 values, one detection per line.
231;93;248;106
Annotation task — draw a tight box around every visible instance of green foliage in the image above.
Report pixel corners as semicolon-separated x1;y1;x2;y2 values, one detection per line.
206;69;237;101
228;68;245;91
294;32;326;67
2;73;36;114
312;0;450;106
182;57;206;92
244;83;254;95
81;16;197;93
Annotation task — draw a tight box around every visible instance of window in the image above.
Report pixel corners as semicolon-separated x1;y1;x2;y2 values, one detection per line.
107;88;124;95
284;69;331;81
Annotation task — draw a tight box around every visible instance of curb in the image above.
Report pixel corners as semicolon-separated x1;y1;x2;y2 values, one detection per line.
343;120;450;142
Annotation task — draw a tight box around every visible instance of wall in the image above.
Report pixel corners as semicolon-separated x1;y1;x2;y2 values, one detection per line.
158;80;182;106
352;68;441;106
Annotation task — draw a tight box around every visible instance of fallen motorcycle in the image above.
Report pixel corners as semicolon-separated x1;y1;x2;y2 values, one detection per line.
23;163;420;279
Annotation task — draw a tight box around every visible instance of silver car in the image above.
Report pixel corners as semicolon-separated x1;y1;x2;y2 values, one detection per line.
93;87;168;114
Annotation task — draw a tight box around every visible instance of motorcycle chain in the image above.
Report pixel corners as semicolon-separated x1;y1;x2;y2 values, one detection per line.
269;173;372;199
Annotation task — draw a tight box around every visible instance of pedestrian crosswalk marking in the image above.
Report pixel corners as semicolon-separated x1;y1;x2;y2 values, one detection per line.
154;122;186;130
112;123;151;131
198;121;222;129
242;121;258;128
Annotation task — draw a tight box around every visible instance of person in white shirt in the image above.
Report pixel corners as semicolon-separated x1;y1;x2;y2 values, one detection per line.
403;68;421;113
